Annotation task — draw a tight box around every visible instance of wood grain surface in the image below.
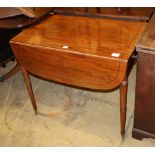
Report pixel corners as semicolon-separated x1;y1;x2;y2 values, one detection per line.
10;15;146;90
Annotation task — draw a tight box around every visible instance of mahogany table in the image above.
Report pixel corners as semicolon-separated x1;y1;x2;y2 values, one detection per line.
10;15;146;136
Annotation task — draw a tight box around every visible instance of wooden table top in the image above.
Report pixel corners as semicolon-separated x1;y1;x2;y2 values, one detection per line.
54;7;154;22
0;8;22;19
0;15;38;29
0;13;51;30
136;12;155;54
12;15;146;61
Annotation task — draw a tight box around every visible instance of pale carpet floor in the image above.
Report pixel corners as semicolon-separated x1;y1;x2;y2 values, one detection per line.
0;62;155;146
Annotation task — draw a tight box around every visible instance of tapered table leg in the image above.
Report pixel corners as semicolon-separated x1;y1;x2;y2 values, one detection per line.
0;63;20;82
120;79;128;136
20;65;37;114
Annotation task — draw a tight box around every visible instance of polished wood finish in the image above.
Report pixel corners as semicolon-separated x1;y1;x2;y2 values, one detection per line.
0;14;49;30
132;12;155;140
10;15;146;135
54;7;154;21
120;78;128;136
10;15;146;89
20;65;37;114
